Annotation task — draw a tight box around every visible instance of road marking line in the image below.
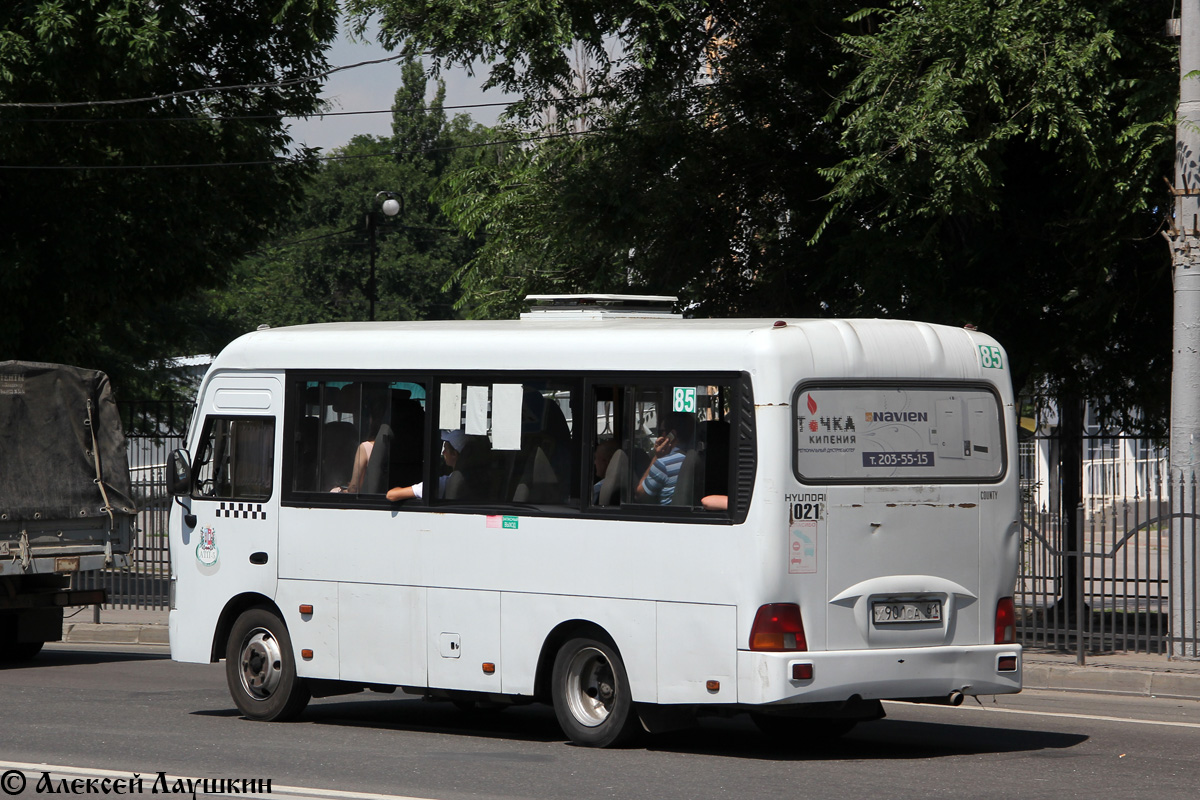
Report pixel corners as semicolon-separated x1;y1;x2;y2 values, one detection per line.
884;702;1200;730
0;761;439;800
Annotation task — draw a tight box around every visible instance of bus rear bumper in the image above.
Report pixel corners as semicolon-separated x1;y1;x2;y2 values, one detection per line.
737;644;1022;706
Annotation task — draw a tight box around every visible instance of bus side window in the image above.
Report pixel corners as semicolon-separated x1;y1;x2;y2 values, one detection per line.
435;379;577;506
290;379;428;499
192;417;274;501
601;382;732;512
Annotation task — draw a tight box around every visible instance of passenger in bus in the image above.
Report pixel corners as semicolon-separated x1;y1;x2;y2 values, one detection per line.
385;430;466;501
592;438;622;503
331;392;389;494
635;412;694;505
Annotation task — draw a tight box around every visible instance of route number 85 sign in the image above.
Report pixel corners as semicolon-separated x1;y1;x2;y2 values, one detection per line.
979;344;1004;370
673;387;696;413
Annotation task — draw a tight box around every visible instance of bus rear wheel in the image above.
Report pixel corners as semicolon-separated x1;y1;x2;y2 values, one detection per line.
225;607;310;721
551;636;640;748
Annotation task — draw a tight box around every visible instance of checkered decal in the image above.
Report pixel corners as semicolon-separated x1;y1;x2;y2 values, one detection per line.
216;502;267;520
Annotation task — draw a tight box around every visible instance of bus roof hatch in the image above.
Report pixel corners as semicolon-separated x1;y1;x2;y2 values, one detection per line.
521;294;681;320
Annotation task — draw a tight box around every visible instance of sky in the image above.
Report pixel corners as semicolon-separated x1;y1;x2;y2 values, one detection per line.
286;22;513;152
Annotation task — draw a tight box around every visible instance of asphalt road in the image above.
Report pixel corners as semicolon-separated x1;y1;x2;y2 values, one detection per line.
2;643;1200;800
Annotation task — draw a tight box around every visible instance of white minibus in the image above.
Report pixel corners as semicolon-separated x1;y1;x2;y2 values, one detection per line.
166;295;1021;747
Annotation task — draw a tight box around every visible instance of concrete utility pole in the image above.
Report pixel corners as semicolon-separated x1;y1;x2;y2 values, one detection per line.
1167;1;1200;659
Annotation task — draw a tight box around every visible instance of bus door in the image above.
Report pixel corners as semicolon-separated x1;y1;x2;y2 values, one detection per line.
183;376;282;606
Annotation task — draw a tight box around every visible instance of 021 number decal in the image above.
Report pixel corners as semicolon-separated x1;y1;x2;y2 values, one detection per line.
792;502;823;521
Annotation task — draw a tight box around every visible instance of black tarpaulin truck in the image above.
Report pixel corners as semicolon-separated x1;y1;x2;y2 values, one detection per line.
1;361;136;660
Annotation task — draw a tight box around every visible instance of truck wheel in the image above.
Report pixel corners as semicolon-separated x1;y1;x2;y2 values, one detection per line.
551;636;640;747
225;608;310;721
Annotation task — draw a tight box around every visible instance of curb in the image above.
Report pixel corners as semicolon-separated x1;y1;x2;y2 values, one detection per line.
1022;661;1200;700
61;623;169;647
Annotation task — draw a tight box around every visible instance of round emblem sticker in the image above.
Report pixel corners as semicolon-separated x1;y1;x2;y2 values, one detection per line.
196;526;219;566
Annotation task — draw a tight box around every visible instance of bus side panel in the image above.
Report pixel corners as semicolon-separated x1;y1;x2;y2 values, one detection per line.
277;579;339;680
499;593;657;702
427;588;502;693
338;583;428;687
655;602;737;704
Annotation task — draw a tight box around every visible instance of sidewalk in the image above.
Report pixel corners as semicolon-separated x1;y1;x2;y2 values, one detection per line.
59;609;1200;701
60;607;169;646
1022;649;1200;701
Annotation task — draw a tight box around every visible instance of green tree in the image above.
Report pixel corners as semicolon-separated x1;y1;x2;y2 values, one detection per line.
0;1;337;396
350;1;863;319
350;0;1177;428
203;57;496;336
821;0;1176;430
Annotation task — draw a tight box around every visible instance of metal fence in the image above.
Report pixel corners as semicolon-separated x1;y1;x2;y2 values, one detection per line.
71;400;192;612
1018;431;1200;659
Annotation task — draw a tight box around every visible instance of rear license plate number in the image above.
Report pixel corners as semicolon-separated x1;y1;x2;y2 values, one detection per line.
873;600;942;624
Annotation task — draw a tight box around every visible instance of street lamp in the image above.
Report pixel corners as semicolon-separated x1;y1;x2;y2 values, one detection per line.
366;192;403;321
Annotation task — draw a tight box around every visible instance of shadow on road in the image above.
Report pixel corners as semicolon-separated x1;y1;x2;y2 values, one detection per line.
191;694;1089;760
1;647;169;671
647;717;1088;760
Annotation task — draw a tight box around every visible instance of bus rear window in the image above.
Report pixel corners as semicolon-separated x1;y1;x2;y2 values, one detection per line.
792;384;1005;483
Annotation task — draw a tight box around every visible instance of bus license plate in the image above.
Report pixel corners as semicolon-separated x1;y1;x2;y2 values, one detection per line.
873;600;942;624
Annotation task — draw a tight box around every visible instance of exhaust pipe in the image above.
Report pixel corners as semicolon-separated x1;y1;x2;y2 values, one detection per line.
898;691;964;707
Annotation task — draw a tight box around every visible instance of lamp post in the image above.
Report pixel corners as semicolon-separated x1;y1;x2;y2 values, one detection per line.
366;191;403;321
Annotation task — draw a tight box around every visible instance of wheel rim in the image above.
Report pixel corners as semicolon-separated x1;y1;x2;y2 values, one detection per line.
238;627;284;701
564;646;618;727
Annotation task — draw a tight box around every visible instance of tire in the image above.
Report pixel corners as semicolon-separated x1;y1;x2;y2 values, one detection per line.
225;607;310;721
750;712;858;742
551;636;640;748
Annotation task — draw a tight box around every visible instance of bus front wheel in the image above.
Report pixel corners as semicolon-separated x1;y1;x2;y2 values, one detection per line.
225;607;310;722
551;636;640;747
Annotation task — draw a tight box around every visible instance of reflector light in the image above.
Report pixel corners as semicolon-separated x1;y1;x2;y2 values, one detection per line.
998;656;1018;672
749;604;808;651
995;597;1016;644
301;649;313;660
791;663;814;681
299;604;314;615
482;662;496;675
706;680;720;692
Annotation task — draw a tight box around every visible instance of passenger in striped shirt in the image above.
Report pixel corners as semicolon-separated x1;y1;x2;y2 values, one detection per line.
636;413;694;505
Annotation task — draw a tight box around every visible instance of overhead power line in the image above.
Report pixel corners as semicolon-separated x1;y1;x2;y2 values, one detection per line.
6;101;517;125
0;54;409;109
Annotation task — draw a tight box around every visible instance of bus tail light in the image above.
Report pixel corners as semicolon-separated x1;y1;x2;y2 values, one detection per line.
750;604;808;651
995;597;1016;644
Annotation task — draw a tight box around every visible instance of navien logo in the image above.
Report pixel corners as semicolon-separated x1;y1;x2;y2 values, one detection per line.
865;411;928;423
